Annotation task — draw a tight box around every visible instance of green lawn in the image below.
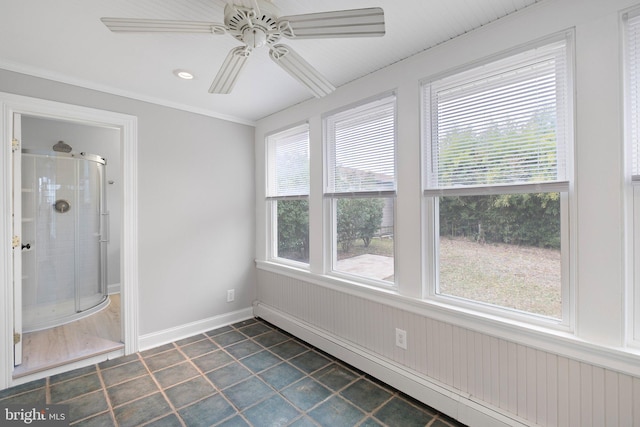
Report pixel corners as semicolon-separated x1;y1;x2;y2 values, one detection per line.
340;236;561;319
439;237;561;318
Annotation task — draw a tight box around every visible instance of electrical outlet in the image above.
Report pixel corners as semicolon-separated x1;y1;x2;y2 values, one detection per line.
395;328;407;349
227;289;235;302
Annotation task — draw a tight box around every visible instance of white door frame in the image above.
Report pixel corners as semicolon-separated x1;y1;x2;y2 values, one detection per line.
11;112;23;367
0;92;139;389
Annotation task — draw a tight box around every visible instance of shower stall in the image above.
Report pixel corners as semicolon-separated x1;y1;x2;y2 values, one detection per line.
20;149;109;332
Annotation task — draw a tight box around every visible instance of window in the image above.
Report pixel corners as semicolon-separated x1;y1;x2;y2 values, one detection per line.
266;124;310;264
423;35;573;322
625;9;640;342
324;94;396;284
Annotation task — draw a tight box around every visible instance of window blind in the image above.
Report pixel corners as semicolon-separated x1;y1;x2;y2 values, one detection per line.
266;123;309;198
325;94;396;195
424;37;570;195
627;11;640;181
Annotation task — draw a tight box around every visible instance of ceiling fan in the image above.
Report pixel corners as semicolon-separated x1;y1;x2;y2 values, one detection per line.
101;0;385;98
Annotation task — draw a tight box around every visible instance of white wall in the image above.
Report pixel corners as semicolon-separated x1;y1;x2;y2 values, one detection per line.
0;69;256;337
21;116;121;289
254;0;640;425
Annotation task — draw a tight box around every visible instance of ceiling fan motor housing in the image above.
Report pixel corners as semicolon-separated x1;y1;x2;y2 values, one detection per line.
225;2;281;49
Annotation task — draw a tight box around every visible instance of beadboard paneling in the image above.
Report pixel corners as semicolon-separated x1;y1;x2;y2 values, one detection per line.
257;269;640;426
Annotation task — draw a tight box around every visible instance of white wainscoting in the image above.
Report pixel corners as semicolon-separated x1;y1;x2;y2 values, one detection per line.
256;270;640;427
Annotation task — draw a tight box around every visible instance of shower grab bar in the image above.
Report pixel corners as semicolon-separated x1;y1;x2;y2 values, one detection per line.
100;211;110;243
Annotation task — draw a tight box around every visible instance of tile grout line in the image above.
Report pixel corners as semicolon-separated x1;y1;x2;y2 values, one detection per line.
190;321;308;426
145;321;288;425
306;366;393;427
216;321;312;426
171;332;247;426
232;323;318;425
229;321;362;426
93;360;117;427
137;342;187;427
47;366;110;426
237;325;330;426
215;320;301;424
341;379;396;427
233;324;317;426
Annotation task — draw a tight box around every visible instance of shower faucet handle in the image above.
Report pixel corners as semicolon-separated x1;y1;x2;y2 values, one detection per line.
21;243;31;250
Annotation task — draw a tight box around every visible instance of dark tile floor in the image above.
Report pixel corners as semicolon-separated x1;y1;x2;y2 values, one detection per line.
0;318;466;427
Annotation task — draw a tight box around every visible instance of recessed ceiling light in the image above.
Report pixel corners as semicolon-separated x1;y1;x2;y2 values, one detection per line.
173;69;194;80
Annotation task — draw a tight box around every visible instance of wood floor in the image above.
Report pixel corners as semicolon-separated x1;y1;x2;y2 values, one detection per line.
13;294;123;378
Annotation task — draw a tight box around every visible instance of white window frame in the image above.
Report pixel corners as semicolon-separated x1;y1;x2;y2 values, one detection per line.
623;8;640;346
422;32;575;329
323;93;398;288
265;122;310;268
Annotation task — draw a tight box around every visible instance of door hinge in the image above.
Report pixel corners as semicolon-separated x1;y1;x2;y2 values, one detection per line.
11;138;19;152
13;332;20;345
12;236;20;249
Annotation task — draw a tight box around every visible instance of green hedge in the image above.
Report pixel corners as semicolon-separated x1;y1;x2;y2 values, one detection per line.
277;199;309;260
439;193;561;249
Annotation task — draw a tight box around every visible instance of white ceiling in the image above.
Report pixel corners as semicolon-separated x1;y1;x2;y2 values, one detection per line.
0;0;542;124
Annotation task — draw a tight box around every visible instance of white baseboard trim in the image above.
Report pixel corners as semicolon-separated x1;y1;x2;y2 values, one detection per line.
254;302;531;427
138;307;254;352
108;283;121;295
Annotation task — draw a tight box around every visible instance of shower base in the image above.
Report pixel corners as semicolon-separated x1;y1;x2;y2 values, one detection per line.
13;294;123;379
23;295;110;333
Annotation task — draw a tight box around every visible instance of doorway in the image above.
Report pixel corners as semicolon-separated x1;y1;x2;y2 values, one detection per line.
0;92;139;389
14;116;122;377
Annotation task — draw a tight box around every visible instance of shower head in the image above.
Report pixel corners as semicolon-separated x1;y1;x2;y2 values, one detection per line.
53;140;72;153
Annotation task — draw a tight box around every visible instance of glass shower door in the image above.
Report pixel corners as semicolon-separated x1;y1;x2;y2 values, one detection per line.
77;159;106;312
22;152;106;331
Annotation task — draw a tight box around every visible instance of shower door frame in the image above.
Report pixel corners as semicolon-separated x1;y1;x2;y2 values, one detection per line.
0;92;139;389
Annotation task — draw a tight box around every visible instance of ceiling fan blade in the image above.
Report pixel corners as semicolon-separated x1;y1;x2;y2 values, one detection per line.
209;46;251;94
277;7;385;39
269;44;335;98
101;17;226;34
